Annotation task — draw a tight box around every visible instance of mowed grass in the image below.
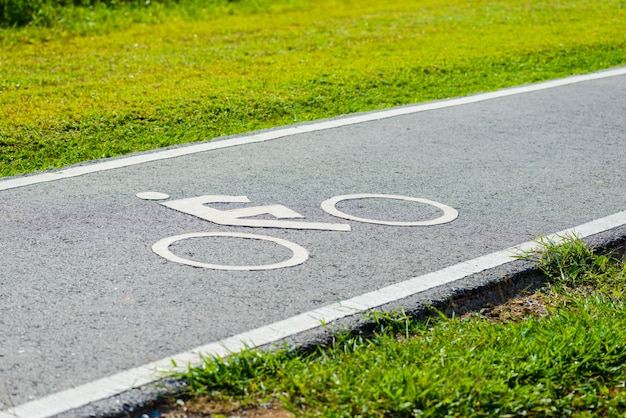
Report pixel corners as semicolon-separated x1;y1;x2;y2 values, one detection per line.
2;0;626;177
167;236;626;417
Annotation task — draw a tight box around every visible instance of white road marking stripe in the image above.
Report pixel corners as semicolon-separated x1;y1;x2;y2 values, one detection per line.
151;231;310;270
1;66;625;192
2;210;626;418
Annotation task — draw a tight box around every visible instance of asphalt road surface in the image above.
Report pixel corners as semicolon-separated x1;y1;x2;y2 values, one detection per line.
1;68;625;417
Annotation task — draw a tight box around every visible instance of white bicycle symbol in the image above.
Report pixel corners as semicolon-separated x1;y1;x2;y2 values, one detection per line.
137;192;458;271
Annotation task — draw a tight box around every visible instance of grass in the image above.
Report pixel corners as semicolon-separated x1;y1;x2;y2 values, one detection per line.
2;0;626;177
163;236;626;417
521;235;625;290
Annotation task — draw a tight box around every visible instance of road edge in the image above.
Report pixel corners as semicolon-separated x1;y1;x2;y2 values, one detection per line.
68;223;626;418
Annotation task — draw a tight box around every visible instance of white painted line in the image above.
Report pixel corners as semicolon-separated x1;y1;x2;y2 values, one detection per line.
158;194;351;231
1;66;626;193
3;209;625;418
136;191;171;200
320;194;458;226
152;231;309;271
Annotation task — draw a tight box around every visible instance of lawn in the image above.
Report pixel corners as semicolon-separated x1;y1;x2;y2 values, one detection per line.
2;0;626;176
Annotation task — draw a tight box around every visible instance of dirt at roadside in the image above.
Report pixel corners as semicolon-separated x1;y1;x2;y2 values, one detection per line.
155;397;293;418
462;290;551;324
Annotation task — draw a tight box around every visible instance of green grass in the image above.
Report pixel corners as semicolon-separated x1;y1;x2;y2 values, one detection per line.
169;236;626;417
519;235;625;290
2;0;626;177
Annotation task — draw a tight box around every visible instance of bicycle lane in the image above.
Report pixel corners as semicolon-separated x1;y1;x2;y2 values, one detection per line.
1;68;625;417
